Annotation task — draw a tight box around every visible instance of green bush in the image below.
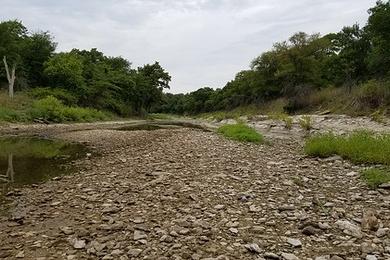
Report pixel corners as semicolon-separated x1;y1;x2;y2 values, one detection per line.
361;168;390;188
29;87;78;106
356;80;390;108
305;131;390;165
30;96;108;123
30;95;65;122
218;123;264;143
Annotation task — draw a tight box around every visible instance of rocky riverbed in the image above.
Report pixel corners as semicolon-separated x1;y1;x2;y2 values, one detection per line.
0;118;389;259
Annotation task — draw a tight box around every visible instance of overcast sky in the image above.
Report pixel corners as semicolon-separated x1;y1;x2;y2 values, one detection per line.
1;0;377;93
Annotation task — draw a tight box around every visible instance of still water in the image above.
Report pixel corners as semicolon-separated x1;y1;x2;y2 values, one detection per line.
0;136;86;197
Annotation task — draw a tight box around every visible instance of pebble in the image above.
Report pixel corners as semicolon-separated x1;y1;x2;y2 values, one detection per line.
15;251;24;258
244;243;262;254
335;220;363;238
134;230;147;240
229;228;238;234
287;238;302;248
281;252;299;260
71;238;86;249
214;204;225;210
128;249;142;257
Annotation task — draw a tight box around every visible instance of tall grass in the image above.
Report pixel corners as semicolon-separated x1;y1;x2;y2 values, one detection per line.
305;131;390;165
218;123;264;143
361;168;390;188
0;107;27;122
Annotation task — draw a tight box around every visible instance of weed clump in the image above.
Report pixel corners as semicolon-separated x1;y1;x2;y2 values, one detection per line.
283;117;293;130
361;168;390;188
299;115;313;130
218;123;264;143
305;131;390;165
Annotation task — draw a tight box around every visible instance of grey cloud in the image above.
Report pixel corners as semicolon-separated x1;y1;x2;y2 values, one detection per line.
0;0;377;93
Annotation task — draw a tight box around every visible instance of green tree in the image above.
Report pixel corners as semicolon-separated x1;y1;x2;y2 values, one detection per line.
21;31;56;86
324;25;370;88
0;20;27;97
44;52;85;92
136;62;171;112
366;0;390;77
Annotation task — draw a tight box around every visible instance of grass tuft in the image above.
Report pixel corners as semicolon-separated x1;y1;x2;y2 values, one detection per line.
299;115;313;130
361;168;390;188
305;131;390;165
218;123;263;143
283;116;293;130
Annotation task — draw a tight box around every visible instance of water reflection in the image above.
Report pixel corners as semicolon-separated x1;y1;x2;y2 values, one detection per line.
0;137;87;199
0;154;14;192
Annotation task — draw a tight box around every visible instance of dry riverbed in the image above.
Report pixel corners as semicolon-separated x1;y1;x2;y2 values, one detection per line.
0;119;389;260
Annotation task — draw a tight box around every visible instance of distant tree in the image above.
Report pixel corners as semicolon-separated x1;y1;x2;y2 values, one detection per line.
366;0;390;77
136;62;171;112
0;20;27;98
323;25;370;89
21;31;56;86
43;52;85;92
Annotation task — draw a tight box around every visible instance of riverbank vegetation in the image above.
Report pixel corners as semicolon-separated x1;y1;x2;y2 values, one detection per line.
305;131;390;188
156;1;390;118
361;168;390;188
1;1;390;123
0;20;171;122
305;131;390;165
218;123;264;143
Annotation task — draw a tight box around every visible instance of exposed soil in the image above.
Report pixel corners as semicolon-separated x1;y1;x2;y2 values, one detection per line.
0;118;389;260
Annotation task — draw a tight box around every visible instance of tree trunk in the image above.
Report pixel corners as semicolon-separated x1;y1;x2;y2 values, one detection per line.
3;56;16;99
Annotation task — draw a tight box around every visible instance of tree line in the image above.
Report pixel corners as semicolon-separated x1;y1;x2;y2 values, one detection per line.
1;1;389;118
0;21;171;116
156;1;390;115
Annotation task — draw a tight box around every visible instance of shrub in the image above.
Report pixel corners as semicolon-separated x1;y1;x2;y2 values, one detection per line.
361;168;390;188
30;96;66;122
305;131;390;165
29;87;78;106
30;96;108;123
63;107;107;122
299;115;313;130
356;80;390;109
218;123;264;143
